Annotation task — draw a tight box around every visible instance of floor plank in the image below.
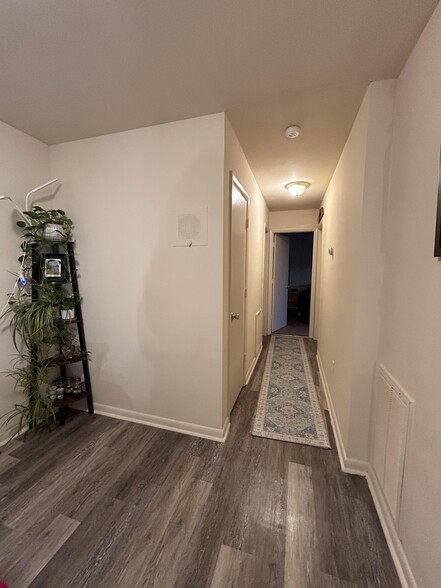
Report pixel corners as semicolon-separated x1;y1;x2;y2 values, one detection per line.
321;573;358;587
210;544;253;588
141;477;213;587
0;453;19;475
30;494;129;588
285;462;320;588
99;454;203;586
0;336;400;587
2;514;79;588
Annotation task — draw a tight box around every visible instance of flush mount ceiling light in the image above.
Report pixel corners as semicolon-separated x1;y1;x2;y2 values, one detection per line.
285;125;301;139
285;181;310;197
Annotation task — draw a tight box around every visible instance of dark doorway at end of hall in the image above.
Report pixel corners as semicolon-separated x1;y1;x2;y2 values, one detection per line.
274;231;314;337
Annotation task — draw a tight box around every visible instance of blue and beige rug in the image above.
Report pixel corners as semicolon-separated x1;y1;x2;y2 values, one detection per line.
252;335;330;448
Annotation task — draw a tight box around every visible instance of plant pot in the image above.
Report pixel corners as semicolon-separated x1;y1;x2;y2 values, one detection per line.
61;308;76;321
43;223;67;242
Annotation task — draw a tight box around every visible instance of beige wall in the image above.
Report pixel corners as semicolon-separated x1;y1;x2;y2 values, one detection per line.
223;117;268;421
376;4;441;585
351;81;396;459
0;121;49;443
317;92;369;457
317;80;395;463
50;114;226;438
319;5;441;581
269;209;318;231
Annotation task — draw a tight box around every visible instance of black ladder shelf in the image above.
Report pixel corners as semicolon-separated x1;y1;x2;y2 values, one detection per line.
32;241;94;426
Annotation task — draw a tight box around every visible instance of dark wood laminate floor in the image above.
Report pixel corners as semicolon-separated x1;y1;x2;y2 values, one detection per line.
0;338;400;587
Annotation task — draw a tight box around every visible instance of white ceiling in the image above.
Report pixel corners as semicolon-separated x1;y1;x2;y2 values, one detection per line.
0;0;437;210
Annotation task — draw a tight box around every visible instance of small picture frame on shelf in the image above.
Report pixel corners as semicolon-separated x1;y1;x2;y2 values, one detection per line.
43;254;67;282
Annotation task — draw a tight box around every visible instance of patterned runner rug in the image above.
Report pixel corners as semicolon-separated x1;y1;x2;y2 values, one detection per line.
252;335;330;448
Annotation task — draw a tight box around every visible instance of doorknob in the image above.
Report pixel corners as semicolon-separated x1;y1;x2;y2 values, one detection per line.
230;312;240;320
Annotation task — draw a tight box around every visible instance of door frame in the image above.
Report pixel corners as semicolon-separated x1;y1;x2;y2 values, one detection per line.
228;174;250;411
265;226;320;339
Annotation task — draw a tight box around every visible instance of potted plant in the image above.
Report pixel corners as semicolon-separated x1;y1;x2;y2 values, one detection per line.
17;206;74;244
6;288;58;351
60;297;76;321
0;207;77;437
2;356;55;433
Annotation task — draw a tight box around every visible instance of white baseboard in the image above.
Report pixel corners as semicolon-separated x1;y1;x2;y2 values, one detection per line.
245;343;263;385
93;403;230;443
316;353;368;476
316;353;416;588
0;425;28;449
367;465;417;588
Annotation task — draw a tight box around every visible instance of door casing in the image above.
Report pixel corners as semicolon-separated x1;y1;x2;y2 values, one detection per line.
271;233;290;332
227;174;249;414
265;226;320;339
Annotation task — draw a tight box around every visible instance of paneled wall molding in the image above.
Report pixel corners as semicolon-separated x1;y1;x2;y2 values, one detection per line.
367;464;417;588
317;352;416;588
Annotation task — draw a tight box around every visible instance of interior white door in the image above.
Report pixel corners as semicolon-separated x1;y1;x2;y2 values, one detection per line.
228;181;248;413
272;234;290;331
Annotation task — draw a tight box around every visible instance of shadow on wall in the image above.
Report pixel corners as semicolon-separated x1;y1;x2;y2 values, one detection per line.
129;155;222;427
88;341;131;411
75;151;223;429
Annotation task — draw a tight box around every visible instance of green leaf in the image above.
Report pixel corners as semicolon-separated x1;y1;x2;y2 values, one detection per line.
16;221;27;228
56;209;66;215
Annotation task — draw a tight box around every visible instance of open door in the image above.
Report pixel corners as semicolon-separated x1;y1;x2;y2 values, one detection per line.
272;234;290;332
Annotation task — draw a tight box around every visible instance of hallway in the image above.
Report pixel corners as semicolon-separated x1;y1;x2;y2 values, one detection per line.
0;338;399;587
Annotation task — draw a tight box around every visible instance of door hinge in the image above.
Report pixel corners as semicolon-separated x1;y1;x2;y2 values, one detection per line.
246;219;249;229
244;288;247;297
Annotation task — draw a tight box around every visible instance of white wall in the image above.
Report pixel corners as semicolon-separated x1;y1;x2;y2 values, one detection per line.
223;117;268;420
376;4;441;585
269;209;318;231
50;113;226;438
0;121;49;443
317;80;395;463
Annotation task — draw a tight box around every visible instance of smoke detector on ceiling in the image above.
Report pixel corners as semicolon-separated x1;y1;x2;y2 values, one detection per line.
285;125;301;139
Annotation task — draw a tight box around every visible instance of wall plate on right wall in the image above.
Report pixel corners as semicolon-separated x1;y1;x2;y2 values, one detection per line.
318;206;324;224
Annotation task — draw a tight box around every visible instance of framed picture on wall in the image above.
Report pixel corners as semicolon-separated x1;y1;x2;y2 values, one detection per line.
434;151;441;257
